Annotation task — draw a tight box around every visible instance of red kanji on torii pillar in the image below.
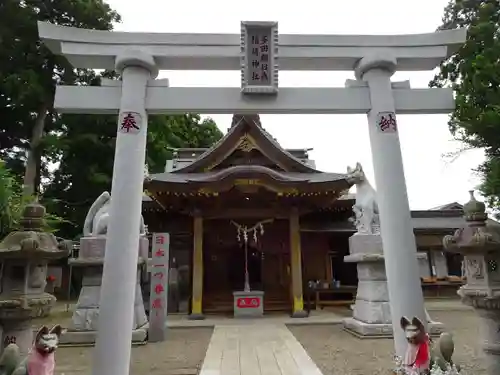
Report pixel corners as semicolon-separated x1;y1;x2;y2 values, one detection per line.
119;112;141;134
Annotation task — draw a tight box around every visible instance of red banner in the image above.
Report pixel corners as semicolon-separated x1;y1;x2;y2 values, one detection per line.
237;297;260;308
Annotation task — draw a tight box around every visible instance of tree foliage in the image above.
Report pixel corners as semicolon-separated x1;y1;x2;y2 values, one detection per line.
0;161;20;238
0;161;66;238
1;0;223;240
0;0;120;196
45;114;222;240
431;0;500;210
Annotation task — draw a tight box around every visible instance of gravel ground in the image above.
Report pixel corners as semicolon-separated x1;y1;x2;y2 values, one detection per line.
54;328;213;375
289;310;485;375
33;302;483;375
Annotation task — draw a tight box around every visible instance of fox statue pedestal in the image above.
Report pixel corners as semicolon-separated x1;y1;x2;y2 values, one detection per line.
343;234;444;338
61;191;150;345
343;234;392;337
63;236;148;345
344;164;443;339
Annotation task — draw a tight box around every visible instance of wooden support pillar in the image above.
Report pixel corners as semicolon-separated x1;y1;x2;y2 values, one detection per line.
189;214;205;320
289;208;307;318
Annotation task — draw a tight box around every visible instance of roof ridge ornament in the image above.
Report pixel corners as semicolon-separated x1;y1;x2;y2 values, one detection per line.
237;133;256;152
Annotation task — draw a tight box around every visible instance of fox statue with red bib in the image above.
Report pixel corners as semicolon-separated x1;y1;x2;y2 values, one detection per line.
400;316;431;374
0;325;64;375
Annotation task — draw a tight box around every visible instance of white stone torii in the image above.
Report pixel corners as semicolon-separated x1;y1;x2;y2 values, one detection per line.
37;21;466;375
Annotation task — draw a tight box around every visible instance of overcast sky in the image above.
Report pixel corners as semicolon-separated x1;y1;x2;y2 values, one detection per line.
105;0;485;210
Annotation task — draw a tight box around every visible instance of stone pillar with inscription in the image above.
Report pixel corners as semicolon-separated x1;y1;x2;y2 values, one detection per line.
443;191;500;375
66;232;149;344
148;233;169;343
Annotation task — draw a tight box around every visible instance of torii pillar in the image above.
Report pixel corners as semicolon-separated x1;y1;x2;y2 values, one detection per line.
91;50;158;375
355;54;427;357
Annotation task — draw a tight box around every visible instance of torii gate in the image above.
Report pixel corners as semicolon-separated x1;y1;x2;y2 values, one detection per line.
38;20;466;375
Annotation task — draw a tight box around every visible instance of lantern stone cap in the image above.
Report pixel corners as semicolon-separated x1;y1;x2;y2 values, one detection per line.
0;201;70;259
443;190;500;254
463;190;487;221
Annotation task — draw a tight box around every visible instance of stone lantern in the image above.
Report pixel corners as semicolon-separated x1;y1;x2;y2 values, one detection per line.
0;201;70;355
443;190;500;375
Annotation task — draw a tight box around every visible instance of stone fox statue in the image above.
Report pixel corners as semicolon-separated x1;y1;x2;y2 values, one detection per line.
83;191;146;237
347;162;380;234
401;316;431;374
0;325;64;375
400;316;460;374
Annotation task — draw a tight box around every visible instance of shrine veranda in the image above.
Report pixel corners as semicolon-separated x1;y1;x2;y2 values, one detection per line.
37;20;466;375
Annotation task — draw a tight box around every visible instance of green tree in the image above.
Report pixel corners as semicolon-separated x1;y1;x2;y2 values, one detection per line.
45;114;222;240
1;0;224;240
0;161;65;238
0;161;20;238
147;114;223;172
0;0;120;196
431;0;500;210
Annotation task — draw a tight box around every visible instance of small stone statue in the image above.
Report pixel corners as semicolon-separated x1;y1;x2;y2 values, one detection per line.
347;162;380;235
83;191;146;237
430;333;460;373
397;317;461;375
400;316;431;374
0;325;64;375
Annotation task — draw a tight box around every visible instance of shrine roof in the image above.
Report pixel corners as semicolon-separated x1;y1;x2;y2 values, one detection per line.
150;166;347;185
167;114;321;174
145;114;353;195
429;202;464;211
165;147;315;172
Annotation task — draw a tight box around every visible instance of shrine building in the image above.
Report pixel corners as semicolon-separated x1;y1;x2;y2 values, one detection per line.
142;114;466;318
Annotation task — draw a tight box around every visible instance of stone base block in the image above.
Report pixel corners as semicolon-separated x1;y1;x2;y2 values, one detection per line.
188;313;205;321
291;310;308;318
343;317;445;339
71;282;147;331
343;317;393;338
353;300;391;324
356;280;389;301
348;234;383;256
233;291;264;318
79;236;149;260
59;326;148;346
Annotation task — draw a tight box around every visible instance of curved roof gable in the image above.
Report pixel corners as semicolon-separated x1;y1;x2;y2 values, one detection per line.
172;114;319;174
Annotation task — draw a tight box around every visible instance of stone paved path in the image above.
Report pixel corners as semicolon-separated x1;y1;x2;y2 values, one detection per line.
200;324;323;375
